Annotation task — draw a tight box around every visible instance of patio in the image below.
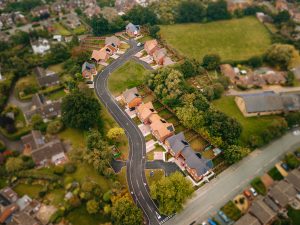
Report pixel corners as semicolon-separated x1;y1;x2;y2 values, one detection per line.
138;123;151;136
146;140;157;153
154;152;165;161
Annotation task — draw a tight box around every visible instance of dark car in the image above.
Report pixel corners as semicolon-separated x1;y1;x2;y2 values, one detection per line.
281;162;289;171
218;210;230;223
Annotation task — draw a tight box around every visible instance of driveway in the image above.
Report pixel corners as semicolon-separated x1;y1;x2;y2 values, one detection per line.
164;131;300;225
146;160;181;176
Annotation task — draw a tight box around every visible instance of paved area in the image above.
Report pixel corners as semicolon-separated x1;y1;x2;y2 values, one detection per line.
165;131;300;225
111;160;126;173
146;140;156;152
139;124;151;137
146;160;181;176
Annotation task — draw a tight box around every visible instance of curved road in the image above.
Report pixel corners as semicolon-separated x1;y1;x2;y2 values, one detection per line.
94;40;162;225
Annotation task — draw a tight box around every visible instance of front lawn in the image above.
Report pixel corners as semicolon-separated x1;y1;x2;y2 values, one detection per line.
58;128;86;149
145;169;165;186
288;206;300;225
268;167;284;181
108;60;149;96
221;200;242;221
212;96;284;146
48;63;64;73
46;89;66;100
160;17;271;61
251;177;267;196
14;183;43;199
53;23;72;36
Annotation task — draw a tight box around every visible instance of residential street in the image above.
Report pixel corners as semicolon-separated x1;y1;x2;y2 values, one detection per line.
165;131;300;225
94;40;162;225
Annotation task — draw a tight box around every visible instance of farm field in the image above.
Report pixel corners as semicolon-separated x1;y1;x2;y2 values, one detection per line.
212;96;284;145
160;17;271;61
108;60;149;96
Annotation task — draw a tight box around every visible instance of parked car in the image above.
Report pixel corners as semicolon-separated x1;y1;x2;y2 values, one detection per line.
293;130;300;136
243;190;252;198
250;187;258;197
281;162;289;171
155;211;161;220
137;42;143;47
207;218;217;225
218;210;230;223
201;221;208;225
86;80;93;84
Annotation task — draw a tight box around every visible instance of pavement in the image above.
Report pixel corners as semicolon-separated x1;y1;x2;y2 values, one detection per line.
94;39;163;225
164;131;300;225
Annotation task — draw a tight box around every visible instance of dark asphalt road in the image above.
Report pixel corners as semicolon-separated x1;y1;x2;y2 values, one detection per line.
94;40;162;225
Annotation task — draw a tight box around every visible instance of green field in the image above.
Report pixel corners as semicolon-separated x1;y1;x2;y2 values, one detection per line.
213;96;283;145
108;60;149;96
53;23;72;36
160;17;271;61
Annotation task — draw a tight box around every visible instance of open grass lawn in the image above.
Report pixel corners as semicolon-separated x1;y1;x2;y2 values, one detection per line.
174;124;187;133
158;108;172;118
190;138;208;152
48;63;64;73
251;177;267;195
66;205;110;225
268;167;284;181
46;89;66;100
73;25;87;35
15;74;39;95
212;96;284;145
58;128;86;149
288;206;300;225
160;17;271;61
168;116;179;125
14;183;43;199
45;189;65;206
145;169;165;186
53;23;72;36
108;60;149;96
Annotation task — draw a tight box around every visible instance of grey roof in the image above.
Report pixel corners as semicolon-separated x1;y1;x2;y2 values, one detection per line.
105;35;120;47
0;187;18;204
286;169;300;191
126;23;139;32
82;61;96;73
268;180;297;208
249;196;276;225
166;132;213;177
263;196;279;212
281;94;300;111
235;213;260;225
123;87;140;103
21;130;45;150
239;92;284;113
32;93;45;108
34;67;59;87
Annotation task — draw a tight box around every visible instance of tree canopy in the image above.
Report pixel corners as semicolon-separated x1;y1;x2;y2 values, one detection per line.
223;145;250;164
176;0;206;23
264;44;296;69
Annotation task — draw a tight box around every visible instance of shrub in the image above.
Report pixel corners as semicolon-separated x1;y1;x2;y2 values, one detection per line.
64;163;77;174
103;190;112;202
0;141;6;152
221;201;242;221
285;153;300;169
46;119;64;134
53;165;65;175
251;177;267;195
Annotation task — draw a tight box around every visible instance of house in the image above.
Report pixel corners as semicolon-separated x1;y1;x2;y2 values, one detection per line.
25;94;61;122
51;0;67;14
0;187;18;204
275;0;288;11
82;61;97;80
53;35;63;42
153;48;167;65
33;67;59;87
235;92;300;117
144;39;158;56
105;36;121;49
149;114;175;143
165;132;213;181
31;5;50;18
227;0;252;12
31;39;50;55
249;196;277;225
9;211;40;225
126;23;140;37
64;13;81;29
84;5;101;18
121;87;142;109
235;213;261;225
0;204;19;224
254;67;286;85
136;101;157;124
163;56;174;66
21;130;67;166
256;12;273;23
220;64;237;84
285;169;300;191
91;47;111;63
268;180;298;209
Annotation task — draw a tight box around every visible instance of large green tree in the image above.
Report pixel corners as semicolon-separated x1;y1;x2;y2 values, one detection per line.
150;171;194;215
223;145;250;164
125;5;158;25
176;0;206;23
86;199;99;214
61;91;101;130
207;0;230;21
111;193;143;225
5;157;24;173
264;44;296;69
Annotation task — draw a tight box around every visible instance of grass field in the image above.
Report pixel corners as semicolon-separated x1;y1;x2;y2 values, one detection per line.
108;60;149;96
53;23;72;36
14;184;43;199
212;96;284;145
58;128;86;149
160;17;271;61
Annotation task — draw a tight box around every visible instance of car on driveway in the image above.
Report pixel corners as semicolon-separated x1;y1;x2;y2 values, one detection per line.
281;162;289;171
243;189;252;198
218;210;230;223
293;130;300;136
250;187;258;197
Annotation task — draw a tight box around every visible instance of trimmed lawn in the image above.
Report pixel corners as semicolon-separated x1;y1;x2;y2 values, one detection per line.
268;167;284;181
53;23;72;36
251;177;267;195
66;205;110;225
14;183;43;199
147;145;165;160
108;60;149;96
58;128;86;149
212;96;284;145
160;17;271;61
221;200;242;221
15;74;39;98
288;206;300;225
73;25;87;35
48;63;64;73
46;89;66;100
45;189;65;206
145;169;165;186
190;138;208;152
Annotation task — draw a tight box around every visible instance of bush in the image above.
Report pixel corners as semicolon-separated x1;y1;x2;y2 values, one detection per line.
221;201;242;221
285;153;300;169
103;190;112;202
47;119;64;134
251;177;267;195
64;163;77;174
0;141;6;152
53;165;65;175
268;167;284;181
247;56;263;68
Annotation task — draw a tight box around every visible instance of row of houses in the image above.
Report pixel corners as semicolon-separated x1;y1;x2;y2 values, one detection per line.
0;187;57;225
220;64;287;89
144;39;174;66
235;91;300;117
235;168;300;225
0;11;26;30
275;0;300;23
121;88;213;182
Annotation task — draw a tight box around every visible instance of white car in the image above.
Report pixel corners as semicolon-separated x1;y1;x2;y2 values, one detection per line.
155;211;161;220
137;42;142;47
250;187;258;197
293;130;300;136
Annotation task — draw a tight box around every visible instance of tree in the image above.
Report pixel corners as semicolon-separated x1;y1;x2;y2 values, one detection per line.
61;91;101;130
150;171;194;215
86;129;108;151
84;149;112;173
176;105;204;129
179;59;201;78
176;0;206;23
248;56;263;68
5;157;24;173
107;127;125;141
207;0;230;21
285;153;300;169
45;43;70;65
90;15;110;36
202;54;221;70
285;71;295;86
285;112;300;127
149;25;160;39
125;5;158;25
223;145;250;164
31;114;47;132
264;44;296;69
47;119;64;134
111;193;143;225
274;10;290;24
86;199;99;214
